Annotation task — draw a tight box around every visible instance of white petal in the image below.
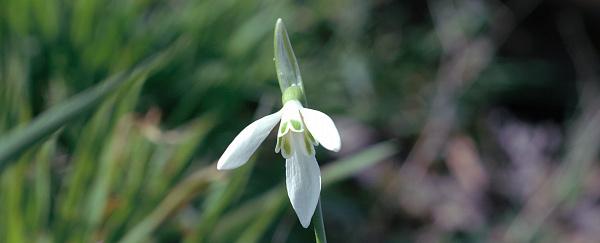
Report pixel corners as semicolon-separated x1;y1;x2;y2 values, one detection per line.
217;111;282;170
300;108;341;152
285;151;321;228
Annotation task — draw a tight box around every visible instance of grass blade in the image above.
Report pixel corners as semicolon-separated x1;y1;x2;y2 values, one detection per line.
0;73;125;168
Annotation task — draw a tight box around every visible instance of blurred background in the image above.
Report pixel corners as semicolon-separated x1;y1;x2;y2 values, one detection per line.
1;0;600;242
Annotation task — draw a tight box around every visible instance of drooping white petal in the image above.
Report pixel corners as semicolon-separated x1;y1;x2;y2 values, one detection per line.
285;149;321;228
300;108;341;152
217;111;282;170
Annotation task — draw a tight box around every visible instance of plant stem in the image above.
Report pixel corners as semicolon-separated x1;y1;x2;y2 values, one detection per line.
313;199;327;243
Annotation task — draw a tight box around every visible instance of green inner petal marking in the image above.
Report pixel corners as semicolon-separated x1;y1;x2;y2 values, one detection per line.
305;130;317;145
290;120;302;131
282;137;292;155
275;136;282;152
279;122;288;134
304;135;314;156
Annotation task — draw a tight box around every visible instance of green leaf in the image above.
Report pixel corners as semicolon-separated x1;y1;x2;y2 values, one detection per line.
0;73;125;169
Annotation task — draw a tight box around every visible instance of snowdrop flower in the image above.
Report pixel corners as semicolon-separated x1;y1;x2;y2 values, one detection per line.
216;19;341;228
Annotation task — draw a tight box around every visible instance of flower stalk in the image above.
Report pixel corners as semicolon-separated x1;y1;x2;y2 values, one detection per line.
313;200;327;243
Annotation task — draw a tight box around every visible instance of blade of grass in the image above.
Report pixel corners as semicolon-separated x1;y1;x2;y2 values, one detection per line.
0;46;32;132
54;91;123;241
82;116;137;242
0;73;123;168
81;65;150;241
0;159;28;242
102;142;173;240
28;136;56;238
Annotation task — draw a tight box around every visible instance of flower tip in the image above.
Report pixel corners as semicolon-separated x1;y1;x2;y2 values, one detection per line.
299;217;311;228
275;18;287;36
331;145;341;153
331;139;342;152
217;159;240;170
216;158;234;170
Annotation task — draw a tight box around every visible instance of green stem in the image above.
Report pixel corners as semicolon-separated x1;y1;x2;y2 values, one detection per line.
313;199;327;243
